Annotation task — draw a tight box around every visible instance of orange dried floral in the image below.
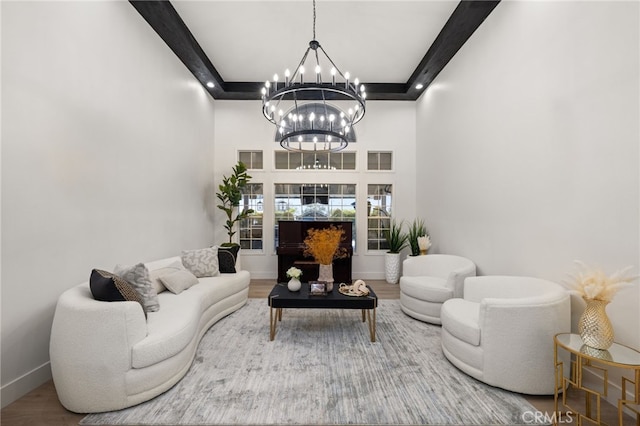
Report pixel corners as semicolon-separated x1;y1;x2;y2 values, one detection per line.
303;225;348;265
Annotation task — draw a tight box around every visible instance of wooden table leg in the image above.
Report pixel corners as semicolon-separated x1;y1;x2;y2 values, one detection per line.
269;306;278;341
365;307;376;342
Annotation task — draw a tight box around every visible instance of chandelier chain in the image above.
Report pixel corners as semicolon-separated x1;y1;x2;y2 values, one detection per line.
312;0;316;40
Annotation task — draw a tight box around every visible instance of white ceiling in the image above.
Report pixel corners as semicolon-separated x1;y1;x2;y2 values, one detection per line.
171;1;461;84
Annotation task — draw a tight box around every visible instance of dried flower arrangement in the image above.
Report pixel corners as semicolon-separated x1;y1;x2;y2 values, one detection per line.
569;261;636;302
286;266;302;279
303;225;348;265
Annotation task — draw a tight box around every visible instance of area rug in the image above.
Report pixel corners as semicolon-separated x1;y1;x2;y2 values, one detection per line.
81;299;546;425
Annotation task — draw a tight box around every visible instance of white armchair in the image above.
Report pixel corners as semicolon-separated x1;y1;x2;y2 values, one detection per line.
440;276;571;395
399;254;476;324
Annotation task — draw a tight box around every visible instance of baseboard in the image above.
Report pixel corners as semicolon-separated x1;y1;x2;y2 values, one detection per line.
1;361;52;409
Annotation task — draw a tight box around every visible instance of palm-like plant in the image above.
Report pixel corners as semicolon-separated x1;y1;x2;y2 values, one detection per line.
384;219;409;253
407;218;428;256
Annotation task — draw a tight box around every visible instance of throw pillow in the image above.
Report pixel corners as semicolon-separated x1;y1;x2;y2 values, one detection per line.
181;247;219;278
89;269;147;316
148;260;186;294
159;269;199;294
217;245;240;273
114;263;160;312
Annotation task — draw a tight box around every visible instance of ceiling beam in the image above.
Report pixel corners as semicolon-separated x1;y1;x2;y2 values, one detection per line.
406;0;501;99
130;0;500;101
129;0;223;97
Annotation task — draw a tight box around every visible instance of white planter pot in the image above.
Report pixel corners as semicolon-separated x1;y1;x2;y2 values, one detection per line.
385;252;401;284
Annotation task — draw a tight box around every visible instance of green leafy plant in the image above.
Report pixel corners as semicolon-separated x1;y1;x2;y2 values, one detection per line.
407;218;428;256
216;161;254;246
384;219;409;254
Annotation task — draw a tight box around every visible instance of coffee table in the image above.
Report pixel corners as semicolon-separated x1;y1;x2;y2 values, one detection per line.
268;283;378;342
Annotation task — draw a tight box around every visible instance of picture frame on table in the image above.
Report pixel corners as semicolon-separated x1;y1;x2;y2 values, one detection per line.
309;281;327;296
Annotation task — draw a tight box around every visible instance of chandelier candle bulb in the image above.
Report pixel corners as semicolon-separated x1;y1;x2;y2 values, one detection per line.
345;72;350;89
299;66;305;84
285;69;290;86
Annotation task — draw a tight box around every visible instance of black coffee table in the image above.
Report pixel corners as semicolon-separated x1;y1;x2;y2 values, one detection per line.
268;283;378;342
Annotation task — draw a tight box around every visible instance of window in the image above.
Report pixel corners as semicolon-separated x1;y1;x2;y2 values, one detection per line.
273;183;357;250
367;151;392;170
367;184;392;250
239;183;264;250
275;151;356;170
238;151;263;170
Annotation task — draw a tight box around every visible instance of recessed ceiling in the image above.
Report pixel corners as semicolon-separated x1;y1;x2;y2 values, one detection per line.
131;0;500;100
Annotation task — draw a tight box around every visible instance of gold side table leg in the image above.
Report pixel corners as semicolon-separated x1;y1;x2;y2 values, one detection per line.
361;309;365;322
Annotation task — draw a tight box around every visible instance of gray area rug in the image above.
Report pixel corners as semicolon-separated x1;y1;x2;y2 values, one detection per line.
81;299;545;425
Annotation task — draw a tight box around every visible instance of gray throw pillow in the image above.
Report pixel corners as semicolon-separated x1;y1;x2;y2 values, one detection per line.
114;263;160;312
149;260;186;294
159;269;199;294
181;247;219;278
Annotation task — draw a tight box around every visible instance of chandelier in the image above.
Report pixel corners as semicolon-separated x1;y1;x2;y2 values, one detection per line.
261;0;366;153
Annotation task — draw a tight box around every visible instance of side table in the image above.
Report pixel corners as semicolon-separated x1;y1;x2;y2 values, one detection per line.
554;333;640;425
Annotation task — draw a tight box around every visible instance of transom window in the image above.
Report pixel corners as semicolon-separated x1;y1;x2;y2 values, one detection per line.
238;151;263;170
367;151;392;170
275;151;356;170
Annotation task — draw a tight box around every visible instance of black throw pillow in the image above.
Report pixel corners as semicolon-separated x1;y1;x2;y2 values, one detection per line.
217;245;240;273
90;269;147;316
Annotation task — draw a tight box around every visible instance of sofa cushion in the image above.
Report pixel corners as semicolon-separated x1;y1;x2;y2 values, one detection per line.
131;289;203;369
114;263;160;312
217;245;240;273
182;247;219;278
89;269;147;316
160;269;199;295
441;298;481;346
400;276;453;303
149;260;186;294
189;273;250;309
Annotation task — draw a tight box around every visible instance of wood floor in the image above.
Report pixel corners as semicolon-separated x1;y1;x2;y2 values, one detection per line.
1;279;630;426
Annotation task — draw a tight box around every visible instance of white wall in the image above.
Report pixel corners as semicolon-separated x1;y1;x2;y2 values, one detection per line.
1;1;217;406
213;100;417;279
416;0;639;350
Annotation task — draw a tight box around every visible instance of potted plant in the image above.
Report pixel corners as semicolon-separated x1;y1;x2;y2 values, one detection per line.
383;219;409;284
216;161;254;246
303;225;348;291
407;218;429;257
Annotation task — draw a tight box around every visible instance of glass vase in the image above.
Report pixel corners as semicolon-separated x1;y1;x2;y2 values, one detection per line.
578;298;614;350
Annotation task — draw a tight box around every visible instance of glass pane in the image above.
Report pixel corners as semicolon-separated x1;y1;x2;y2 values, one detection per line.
252;151;263;169
329;153;341;169
343;152;356;170
289;153;302;169
239;151;252;166
367;152;378;170
275;152;288;169
379;152;392;170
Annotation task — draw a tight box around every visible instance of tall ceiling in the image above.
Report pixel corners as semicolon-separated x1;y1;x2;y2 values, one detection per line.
131;1;500;100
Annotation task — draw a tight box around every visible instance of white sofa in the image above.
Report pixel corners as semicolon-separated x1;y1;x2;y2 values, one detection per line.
49;256;250;413
399;254;476;324
440;276;571;395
